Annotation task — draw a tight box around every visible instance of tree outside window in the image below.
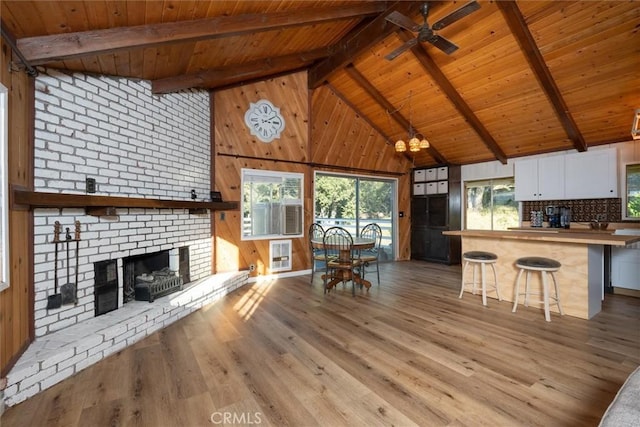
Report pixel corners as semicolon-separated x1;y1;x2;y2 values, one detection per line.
625;163;640;219
465;178;518;230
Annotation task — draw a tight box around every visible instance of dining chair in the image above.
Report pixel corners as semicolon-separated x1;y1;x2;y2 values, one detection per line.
309;223;328;284
359;223;382;285
323;226;361;296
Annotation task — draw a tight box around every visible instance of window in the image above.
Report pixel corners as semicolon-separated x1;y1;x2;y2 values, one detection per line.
1;84;8;291
314;172;396;261
241;169;303;240
465;178;518;230
624;163;640;220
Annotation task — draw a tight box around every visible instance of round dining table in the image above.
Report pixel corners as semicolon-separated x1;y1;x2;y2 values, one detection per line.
311;236;375;291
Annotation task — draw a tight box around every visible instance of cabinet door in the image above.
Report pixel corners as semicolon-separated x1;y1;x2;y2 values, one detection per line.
410;227;430;260
426;229;449;262
565;148;618;199
537;156;565;200
514;156;564;200
514;158;539;201
411;197;428;225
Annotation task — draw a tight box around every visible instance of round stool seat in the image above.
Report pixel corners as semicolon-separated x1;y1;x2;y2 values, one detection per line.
464;251;498;261
516;256;561;270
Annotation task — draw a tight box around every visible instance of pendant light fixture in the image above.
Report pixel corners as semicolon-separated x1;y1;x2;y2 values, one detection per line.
391;91;430;153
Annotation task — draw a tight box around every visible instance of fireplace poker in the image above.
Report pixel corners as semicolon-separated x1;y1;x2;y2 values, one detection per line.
46;221;62;309
74;220;80;305
60;227;75;305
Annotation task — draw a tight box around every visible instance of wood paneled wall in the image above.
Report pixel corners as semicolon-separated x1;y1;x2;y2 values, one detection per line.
213;71;413;276
1;37;34;377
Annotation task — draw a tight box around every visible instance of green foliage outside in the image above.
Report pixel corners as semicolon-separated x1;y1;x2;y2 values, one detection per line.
314;176;391;220
466;179;519;230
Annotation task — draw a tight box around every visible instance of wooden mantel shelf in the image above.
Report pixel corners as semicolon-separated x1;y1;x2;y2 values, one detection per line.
13;189;238;216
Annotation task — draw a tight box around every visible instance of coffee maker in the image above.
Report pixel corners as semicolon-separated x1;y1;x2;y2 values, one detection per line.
546;205;571;228
546;205;561;228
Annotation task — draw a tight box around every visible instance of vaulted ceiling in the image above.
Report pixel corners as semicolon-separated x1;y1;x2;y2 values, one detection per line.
1;0;638;167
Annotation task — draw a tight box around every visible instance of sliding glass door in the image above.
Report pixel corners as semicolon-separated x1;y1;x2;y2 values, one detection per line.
314;172;396;261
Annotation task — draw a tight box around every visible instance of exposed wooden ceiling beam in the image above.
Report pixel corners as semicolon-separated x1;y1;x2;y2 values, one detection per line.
16;4;386;65
344;65;448;165
152;48;330;94
401;31;508;165
497;1;587;153
308;1;422;89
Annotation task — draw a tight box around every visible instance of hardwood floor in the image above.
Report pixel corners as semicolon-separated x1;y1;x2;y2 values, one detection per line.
2;261;639;427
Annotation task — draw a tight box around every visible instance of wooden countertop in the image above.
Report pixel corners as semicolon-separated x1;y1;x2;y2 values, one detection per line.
442;229;640;246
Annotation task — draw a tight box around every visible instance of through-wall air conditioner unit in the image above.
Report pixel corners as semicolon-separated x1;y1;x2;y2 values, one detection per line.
283;204;303;235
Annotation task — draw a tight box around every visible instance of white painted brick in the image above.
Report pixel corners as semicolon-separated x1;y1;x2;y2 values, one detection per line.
19;365;57;390
41;366;75;391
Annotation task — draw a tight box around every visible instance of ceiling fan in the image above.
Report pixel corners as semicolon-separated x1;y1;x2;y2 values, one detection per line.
384;1;481;60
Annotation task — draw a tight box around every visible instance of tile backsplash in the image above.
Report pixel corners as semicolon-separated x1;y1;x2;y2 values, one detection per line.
522;198;621;223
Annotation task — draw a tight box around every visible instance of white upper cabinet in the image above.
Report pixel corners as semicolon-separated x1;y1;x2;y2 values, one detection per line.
514;156;565;201
564;148;618;199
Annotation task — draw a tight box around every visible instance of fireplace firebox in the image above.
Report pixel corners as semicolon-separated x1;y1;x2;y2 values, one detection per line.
123;249;184;303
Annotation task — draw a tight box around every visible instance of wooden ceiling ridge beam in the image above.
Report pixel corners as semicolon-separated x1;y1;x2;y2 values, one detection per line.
308;1;422;89
344;65;448;165
152;47;330;94
497;1;587;153
399;32;508;165
16;3;387;65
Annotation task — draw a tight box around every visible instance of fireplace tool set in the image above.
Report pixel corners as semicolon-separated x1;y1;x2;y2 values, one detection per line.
47;220;81;309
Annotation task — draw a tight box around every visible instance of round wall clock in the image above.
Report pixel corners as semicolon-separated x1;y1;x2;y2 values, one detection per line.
244;99;286;143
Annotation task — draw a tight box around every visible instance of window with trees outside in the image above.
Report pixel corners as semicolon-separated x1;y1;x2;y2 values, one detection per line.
624;163;640;220
465;178;518;230
241;169;304;240
314;173;396;261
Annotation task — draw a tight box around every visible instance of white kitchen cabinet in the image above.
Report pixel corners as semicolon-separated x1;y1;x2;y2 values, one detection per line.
564;148;618;199
611;247;640;290
514;156;565;201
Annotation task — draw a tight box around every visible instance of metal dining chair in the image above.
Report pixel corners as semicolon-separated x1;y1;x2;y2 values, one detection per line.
359;223;382;285
309;223;328;284
323;226;361;295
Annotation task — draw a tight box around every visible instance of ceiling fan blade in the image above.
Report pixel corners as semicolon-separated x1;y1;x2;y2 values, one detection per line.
385;11;422;33
429;35;459;55
385;38;419;61
432;0;480;31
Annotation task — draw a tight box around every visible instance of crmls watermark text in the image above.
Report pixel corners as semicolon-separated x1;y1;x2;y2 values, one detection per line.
210;411;263;425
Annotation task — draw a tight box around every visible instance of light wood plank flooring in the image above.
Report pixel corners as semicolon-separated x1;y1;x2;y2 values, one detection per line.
2;261;639;426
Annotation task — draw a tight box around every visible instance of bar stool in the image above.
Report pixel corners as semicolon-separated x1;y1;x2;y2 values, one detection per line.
512;256;564;322
459;251;501;306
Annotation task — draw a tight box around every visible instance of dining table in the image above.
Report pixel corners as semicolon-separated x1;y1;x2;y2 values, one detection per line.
311;236;375;291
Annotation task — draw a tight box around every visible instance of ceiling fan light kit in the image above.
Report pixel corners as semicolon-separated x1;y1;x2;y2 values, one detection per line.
385;0;480;60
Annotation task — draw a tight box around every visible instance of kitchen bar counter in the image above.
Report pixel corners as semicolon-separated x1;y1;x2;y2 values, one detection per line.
442;229;640;320
446;229;640;246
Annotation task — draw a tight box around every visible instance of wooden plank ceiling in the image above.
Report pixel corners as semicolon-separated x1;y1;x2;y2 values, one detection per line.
2;0;638;167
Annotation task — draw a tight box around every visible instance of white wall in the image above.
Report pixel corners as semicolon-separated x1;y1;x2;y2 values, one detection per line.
33;69;213;337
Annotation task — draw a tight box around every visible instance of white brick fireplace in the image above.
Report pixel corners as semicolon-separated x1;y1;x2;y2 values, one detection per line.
3;69;249;407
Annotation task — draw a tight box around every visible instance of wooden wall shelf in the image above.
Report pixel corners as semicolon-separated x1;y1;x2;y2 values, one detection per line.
13;189;238;216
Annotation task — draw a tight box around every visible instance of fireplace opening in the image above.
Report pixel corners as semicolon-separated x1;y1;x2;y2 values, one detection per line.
94;260;118;316
123;249;184;303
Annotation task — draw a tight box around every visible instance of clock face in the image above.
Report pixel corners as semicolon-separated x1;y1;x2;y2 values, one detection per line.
244;99;285;143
